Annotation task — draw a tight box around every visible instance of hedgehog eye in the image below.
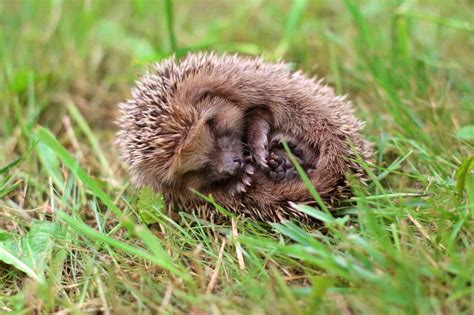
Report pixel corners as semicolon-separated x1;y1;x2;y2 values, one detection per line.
206;117;218;135
206;117;216;128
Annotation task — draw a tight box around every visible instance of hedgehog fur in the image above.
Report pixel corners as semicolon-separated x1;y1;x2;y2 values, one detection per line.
117;52;373;222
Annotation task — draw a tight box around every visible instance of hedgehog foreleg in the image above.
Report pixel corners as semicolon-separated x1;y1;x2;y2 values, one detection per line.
245;109;272;169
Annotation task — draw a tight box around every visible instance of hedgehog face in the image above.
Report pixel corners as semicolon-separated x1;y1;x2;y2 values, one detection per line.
174;97;245;192
207;122;245;181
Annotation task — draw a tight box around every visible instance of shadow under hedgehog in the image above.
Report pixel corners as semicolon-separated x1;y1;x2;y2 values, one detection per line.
117;52;373;222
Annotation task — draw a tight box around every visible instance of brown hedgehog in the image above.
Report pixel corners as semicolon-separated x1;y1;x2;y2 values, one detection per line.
117;52;373;222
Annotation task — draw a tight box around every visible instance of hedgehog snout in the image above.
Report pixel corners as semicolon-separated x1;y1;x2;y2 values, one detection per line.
216;154;244;177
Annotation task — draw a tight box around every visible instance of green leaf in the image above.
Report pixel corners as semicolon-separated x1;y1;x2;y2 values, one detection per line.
36;141;63;188
455;156;474;199
137;187;165;224
289;203;335;224
466;167;474;217
0;229;12;241
457;125;474;141
0;220;63;283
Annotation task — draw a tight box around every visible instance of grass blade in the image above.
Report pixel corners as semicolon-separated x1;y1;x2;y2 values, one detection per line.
57;211;189;280
275;0;308;57
66;102;115;179
35;126;191;282
282;141;331;215
165;0;177;52
35;127;124;221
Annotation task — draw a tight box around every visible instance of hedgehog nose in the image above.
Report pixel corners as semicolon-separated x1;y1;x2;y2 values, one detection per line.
228;157;244;174
220;157;244;176
233;157;243;164
232;157;244;170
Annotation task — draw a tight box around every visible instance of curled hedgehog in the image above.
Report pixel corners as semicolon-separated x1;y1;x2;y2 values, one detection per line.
117;52;373;222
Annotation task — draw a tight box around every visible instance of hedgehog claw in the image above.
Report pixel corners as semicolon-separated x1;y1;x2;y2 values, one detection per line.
235;182;246;194
254;154;268;169
245;164;255;175
242;175;252;186
252;144;269;169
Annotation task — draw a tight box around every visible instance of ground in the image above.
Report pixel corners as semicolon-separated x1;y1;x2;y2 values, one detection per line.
0;0;473;314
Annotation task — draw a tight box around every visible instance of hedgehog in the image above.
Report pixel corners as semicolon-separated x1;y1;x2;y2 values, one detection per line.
117;52;373;222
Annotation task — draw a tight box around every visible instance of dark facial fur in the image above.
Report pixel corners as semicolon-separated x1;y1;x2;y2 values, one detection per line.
208;132;244;182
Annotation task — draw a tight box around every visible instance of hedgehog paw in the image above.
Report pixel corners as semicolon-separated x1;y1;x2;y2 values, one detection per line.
269;133;304;158
267;150;298;181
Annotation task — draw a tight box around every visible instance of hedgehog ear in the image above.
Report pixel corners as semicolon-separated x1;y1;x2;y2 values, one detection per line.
175;119;213;173
193;87;212;103
179;84;213;106
178;75;234;105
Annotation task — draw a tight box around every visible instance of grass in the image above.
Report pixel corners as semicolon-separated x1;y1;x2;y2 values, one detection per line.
1;0;473;313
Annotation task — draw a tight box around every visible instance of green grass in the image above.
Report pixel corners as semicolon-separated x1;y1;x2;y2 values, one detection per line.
1;0;473;313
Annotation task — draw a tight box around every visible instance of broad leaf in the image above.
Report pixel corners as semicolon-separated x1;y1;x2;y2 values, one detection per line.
0;220;63;283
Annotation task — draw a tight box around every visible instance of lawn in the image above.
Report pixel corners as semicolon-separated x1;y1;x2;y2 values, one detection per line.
1;0;473;313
